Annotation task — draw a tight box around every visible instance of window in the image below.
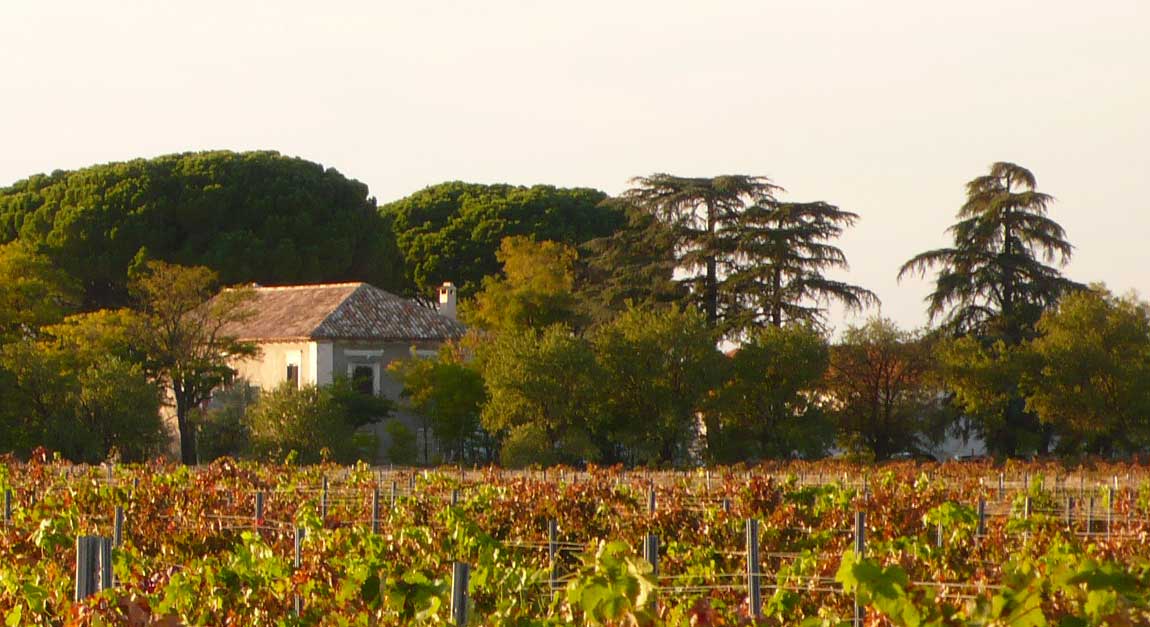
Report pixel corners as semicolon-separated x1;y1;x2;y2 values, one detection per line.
352;365;374;395
286;364;300;388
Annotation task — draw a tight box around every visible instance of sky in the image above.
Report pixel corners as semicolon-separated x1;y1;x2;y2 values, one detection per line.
2;0;1147;331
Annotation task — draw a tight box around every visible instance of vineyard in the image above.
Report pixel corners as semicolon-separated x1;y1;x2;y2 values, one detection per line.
2;455;1150;626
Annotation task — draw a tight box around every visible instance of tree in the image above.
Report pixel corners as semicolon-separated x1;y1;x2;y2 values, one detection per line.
479;325;600;467
192;381;258;462
0;151;403;309
0;310;164;462
0;242;80;342
825;318;946;461
1021;288;1150;456
934;336;1039;456
130;261;257;465
710;325;831;461
578;201;686;323
725;201;877;334
382;182;622;298
389;345;487;464
898;162;1079;342
246;383;360;464
899;162;1080;456
591;306;725;465
622;174;779;327
463;237;582;333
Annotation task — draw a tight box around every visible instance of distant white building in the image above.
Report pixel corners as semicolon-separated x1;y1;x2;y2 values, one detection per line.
219;281;464;461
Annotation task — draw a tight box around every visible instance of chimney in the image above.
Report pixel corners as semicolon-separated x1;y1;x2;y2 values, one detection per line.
438;282;457;320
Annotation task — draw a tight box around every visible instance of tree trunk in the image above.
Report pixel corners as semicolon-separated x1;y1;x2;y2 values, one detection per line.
704;200;719;326
176;399;197;466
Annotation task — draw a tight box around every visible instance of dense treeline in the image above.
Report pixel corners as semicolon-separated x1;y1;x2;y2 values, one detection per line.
2;152;1148;466
0;151;403;308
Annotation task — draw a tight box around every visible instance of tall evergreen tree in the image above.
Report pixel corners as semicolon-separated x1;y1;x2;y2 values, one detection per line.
899;162;1080;456
578;201;685;323
898;162;1079;341
725;201;877;334
621;174;779;326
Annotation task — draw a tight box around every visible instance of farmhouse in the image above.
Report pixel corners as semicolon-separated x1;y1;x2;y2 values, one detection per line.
219;281;465;460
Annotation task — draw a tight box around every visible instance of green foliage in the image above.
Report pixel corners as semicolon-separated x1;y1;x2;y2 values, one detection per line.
193;380;258;462
935;336;1045;457
710;324;831;461
246;382;363;464
480;325;600;467
0;242;80;342
389;345;485;463
384;420;418;465
900;162;1081;457
622;173;779;327
130;261;257;464
826;318;947;460
0;310;163;462
564;541;657;626
1021;287;1150;455
577;201;686;323
591;306;724;465
462;236;582;333
328;375;394;430
899;161;1080;341
0;150;402;309
725;200;878;334
382;182;620;298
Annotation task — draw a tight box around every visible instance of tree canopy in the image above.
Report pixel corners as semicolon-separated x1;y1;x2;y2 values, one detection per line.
462;236;582;333
0;150;402;309
899;161;1079;341
1022;287;1150;455
382;182;622;298
130;261;257;465
825;318;946;461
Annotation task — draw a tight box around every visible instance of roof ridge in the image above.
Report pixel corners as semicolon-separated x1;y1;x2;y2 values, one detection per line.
246;281;366;291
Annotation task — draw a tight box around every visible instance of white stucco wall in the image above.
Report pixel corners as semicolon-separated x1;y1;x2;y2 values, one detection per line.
231;341;315;391
224;339;446;463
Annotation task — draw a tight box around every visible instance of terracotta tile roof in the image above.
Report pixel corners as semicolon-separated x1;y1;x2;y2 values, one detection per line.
220;282;465;342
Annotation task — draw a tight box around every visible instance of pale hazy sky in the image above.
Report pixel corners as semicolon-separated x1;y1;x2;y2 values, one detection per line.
2;0;1146;331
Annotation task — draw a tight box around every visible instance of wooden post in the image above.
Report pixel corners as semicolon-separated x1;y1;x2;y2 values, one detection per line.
547;519;559;592
451;489;460;507
98;537;113;591
998;473;1005;501
1065;496;1074;529
936;520;944;548
1088;496;1095;535
113;506;124;547
254;491;264;526
371;487;380;534
294;527;305;615
854;511;866;627
644;533;659;576
1023;496;1031;520
451;562;470;626
977;498;986;537
3;488;10;525
644;533;659;611
745;519;761;619
74;536;97;600
647;484;656;515
1107;487;1114;539
722;498;731;514
321;476;329;520
391;481;398;508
